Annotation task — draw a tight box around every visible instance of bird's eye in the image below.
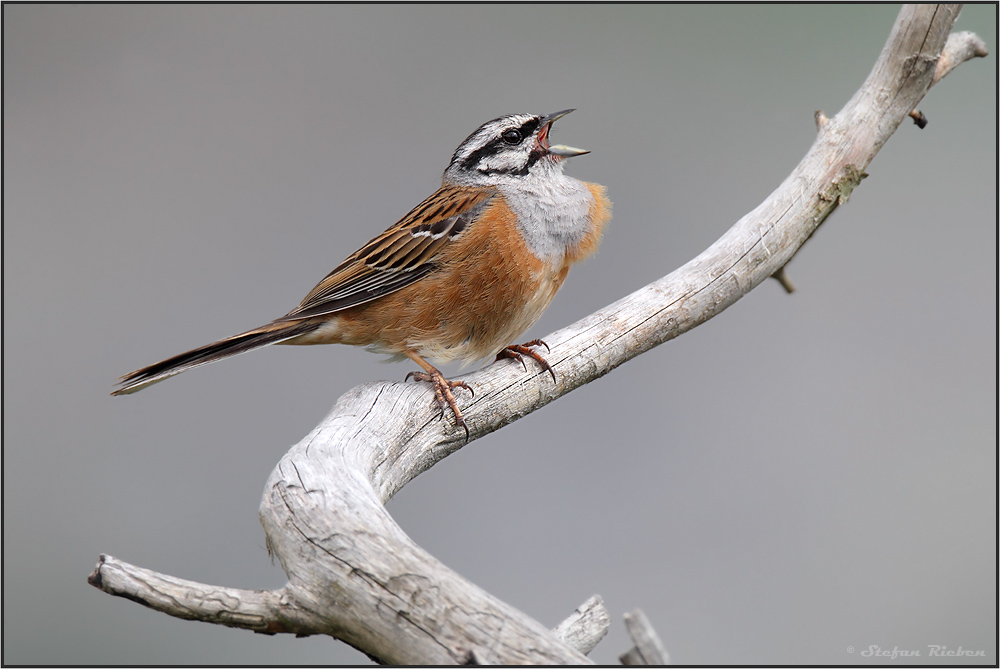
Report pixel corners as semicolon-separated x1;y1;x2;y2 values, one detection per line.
501;129;523;145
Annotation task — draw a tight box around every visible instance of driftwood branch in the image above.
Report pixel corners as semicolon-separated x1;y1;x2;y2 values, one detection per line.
89;553;610;662
620;609;669;665
90;5;986;664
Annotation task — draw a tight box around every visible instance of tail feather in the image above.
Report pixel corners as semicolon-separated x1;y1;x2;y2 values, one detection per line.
112;320;320;395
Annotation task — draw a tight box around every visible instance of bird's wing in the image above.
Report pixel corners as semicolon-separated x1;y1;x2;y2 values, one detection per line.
281;185;494;320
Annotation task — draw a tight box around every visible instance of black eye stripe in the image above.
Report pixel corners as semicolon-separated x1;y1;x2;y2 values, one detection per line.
517;118;541;137
458;117;543;172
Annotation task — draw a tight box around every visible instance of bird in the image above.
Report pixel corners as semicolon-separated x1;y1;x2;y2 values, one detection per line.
113;109;612;436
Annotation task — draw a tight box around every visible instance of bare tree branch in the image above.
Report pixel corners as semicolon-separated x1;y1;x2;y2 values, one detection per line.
620;609;669;665
553;595;612;656
89;553;610;662
88;555;296;635
934;29;989;84
90;5;986;664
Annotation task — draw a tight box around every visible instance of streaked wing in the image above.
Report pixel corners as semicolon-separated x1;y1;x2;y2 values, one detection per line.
281;185;494;320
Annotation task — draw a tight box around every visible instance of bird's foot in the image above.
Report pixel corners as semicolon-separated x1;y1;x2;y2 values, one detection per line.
406;367;473;440
496;339;556;382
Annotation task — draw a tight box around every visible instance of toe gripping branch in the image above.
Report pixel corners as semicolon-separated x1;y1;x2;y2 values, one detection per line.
496;339;556;382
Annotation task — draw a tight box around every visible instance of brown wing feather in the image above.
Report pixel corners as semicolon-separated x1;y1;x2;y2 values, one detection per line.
280;185;494;321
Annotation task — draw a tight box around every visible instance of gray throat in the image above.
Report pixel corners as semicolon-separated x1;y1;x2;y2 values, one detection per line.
498;172;594;262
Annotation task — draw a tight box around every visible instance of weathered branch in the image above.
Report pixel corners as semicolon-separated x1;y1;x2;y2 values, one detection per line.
552;595;612;656
620;609;669;665
91;5;985;664
88;554;295;635
933;29;989;84
89;553;610;660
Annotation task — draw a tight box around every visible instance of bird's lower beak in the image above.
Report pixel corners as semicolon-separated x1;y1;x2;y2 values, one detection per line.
539;109;590;158
548;144;590;157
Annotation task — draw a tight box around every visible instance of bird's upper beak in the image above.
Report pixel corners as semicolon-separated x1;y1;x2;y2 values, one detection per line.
539;109;590;158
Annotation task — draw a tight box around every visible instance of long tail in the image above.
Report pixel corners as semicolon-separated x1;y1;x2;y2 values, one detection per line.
112;320;321;396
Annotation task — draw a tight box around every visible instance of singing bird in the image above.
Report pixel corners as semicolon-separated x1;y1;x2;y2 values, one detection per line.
114;110;611;434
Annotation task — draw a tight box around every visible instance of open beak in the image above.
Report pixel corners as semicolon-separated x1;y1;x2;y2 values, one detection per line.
539;109;590;158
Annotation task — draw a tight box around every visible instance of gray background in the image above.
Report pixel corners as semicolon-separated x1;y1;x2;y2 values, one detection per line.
4;5;996;665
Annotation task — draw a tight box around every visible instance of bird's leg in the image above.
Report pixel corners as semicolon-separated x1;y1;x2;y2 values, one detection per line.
496;339;556;382
404;351;472;439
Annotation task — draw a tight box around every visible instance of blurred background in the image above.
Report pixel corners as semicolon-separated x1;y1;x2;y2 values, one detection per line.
3;5;996;665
